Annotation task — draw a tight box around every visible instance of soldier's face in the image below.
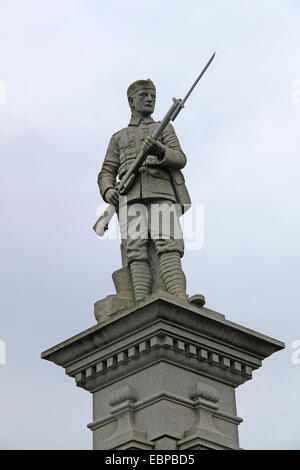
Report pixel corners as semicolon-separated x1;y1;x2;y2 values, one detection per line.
131;88;156;115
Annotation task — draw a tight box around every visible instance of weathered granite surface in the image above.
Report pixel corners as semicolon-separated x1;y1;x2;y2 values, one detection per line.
42;293;284;450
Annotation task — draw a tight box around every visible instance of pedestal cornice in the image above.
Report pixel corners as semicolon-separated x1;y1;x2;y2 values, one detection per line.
42;292;284;392
42;292;284;450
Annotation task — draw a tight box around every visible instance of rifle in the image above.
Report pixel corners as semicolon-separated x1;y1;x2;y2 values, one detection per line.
93;52;215;237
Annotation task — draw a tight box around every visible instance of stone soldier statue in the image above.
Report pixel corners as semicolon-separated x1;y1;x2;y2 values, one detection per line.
97;79;191;302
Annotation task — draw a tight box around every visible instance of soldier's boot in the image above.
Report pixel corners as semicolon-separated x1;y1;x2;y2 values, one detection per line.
159;252;187;300
129;260;152;302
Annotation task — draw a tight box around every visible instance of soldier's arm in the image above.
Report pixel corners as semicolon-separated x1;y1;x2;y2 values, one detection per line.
153;123;187;170
97;135;120;203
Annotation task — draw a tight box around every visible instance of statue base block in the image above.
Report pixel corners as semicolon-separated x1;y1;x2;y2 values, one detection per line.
42;293;284;450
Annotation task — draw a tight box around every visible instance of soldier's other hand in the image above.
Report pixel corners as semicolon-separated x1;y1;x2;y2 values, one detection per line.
106;188;119;206
142;136;165;157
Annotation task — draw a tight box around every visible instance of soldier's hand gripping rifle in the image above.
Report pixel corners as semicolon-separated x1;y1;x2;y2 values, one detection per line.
93;52;215;237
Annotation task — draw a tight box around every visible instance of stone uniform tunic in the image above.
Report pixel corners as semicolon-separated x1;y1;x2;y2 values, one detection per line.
98;116;188;262
98;116;188;205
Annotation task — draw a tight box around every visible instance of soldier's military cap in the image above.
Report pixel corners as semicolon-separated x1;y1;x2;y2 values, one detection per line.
127;79;156;100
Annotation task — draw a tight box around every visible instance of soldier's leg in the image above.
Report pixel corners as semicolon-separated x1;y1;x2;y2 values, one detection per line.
159;251;186;299
149;200;187;300
121;201;152;302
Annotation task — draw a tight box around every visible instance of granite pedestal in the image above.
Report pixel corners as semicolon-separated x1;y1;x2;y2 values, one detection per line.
42;292;284;450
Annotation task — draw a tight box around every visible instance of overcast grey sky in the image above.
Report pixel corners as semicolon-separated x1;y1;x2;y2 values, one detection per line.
0;0;299;449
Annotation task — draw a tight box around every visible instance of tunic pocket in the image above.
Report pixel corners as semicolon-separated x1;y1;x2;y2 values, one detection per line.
119;140;136;163
147;168;170;181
